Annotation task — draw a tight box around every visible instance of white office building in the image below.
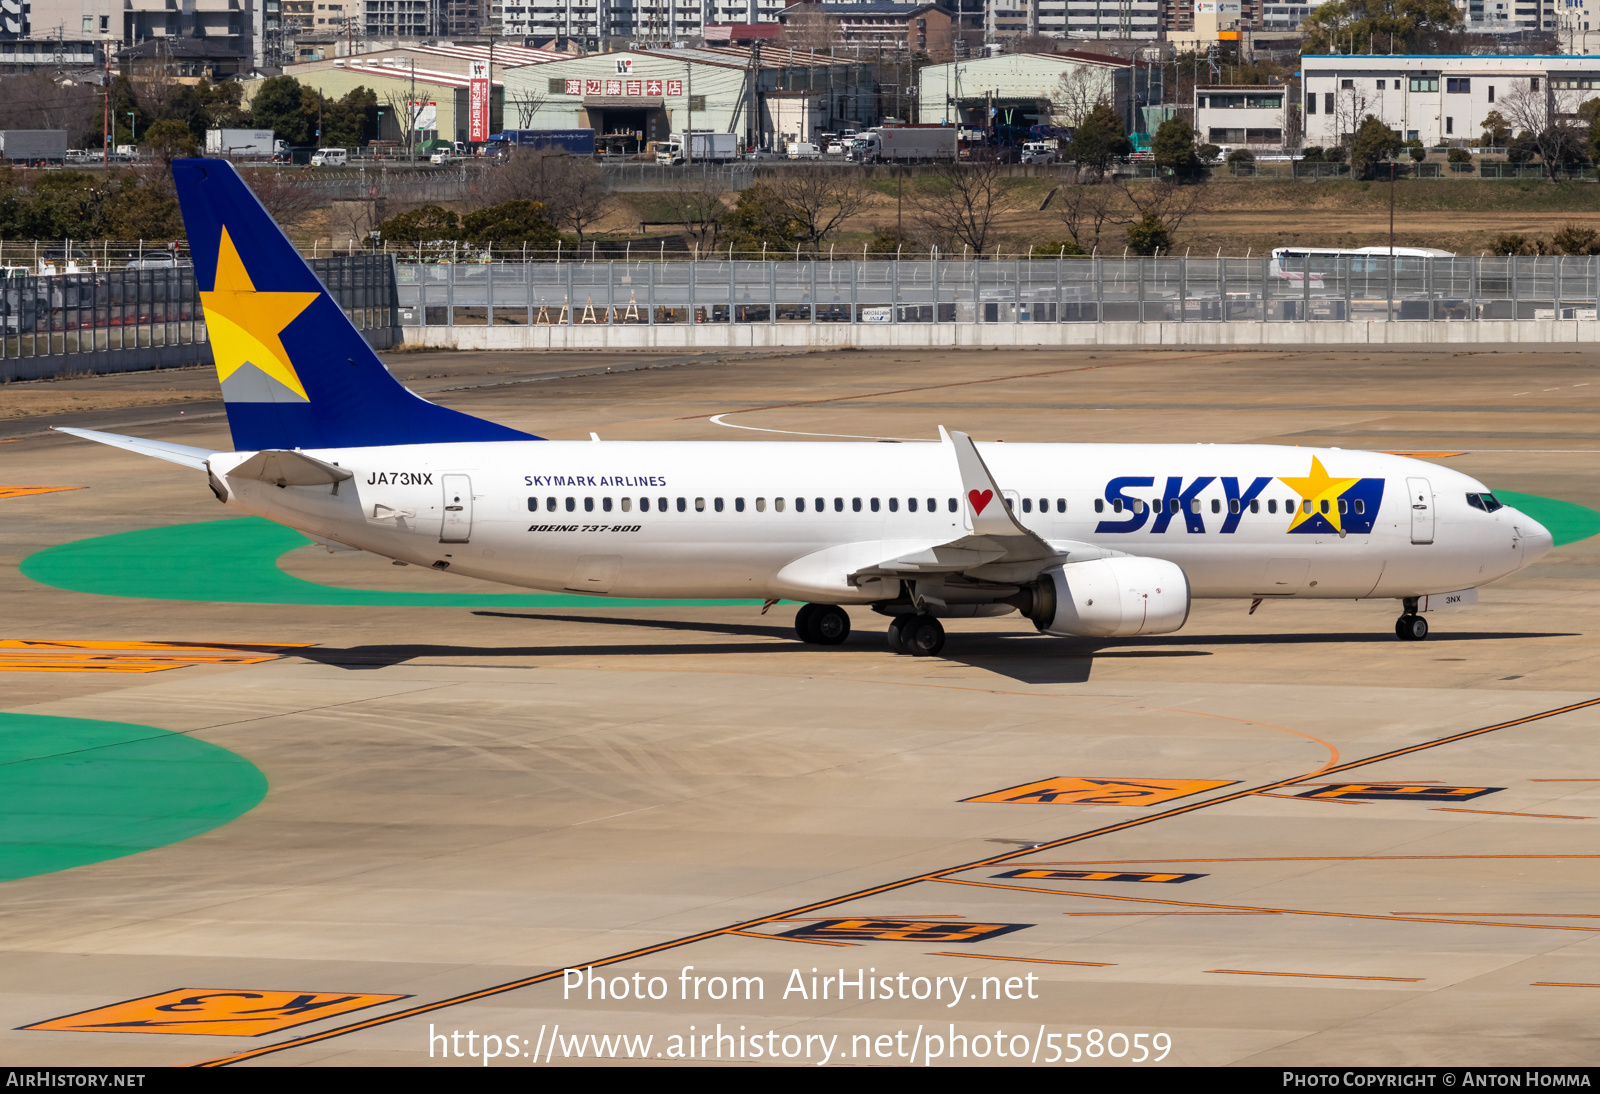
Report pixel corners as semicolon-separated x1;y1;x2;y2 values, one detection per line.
1302;54;1600;148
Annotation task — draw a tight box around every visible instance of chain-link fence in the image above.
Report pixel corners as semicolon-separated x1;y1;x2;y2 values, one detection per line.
395;255;1600;328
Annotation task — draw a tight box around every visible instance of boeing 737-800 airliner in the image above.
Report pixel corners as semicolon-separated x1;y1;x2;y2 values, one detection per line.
55;160;1553;655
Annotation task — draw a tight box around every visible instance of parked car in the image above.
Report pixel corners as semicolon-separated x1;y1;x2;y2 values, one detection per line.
825;140;845;155
1020;141;1059;165
125;252;183;270
743;148;782;161
429;151;458;165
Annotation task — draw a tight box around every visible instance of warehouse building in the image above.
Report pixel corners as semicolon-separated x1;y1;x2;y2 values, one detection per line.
499;46;879;153
917;51;1158;136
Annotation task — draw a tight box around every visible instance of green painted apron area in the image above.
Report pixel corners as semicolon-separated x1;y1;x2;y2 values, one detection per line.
0;713;266;882
1491;491;1600;547
19;517;755;607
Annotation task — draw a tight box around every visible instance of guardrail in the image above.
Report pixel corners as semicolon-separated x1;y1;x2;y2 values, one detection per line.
394;255;1600;328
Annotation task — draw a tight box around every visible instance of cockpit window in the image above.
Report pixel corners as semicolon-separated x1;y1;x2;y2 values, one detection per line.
1466;493;1486;511
1467;492;1504;513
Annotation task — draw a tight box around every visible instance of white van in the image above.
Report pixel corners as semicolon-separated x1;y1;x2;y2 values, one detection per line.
786;141;820;160
310;148;348;166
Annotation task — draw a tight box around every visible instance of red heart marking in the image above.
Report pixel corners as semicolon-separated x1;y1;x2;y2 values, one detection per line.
968;489;993;515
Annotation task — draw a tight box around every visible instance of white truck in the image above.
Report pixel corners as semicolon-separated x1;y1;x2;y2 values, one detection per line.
0;130;68;165
850;126;958;164
656;131;738;165
205;128;277;158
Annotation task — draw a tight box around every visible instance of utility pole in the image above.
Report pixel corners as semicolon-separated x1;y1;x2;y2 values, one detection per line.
102;44;110;166
685;60;693;165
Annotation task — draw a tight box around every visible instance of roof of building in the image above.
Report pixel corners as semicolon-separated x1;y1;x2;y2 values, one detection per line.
780;1;948;14
288;54;505;88
703;23;786;41
117;38;245;62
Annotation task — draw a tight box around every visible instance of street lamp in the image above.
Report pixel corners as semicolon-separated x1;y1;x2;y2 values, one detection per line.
127;112;136;146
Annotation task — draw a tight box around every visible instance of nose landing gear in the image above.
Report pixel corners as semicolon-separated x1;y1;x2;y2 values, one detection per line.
1395;597;1428;641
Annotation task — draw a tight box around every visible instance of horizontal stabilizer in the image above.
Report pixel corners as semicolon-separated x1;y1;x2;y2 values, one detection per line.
227;449;354;487
52;427;214;471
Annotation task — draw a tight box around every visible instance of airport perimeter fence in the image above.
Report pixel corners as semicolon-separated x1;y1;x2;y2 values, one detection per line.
394;254;1600;329
0;254;399;382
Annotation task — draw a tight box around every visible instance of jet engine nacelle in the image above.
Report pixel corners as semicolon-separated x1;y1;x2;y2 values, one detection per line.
1029;557;1191;638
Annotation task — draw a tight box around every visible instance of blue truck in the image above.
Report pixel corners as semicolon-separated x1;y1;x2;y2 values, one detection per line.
486;129;596;156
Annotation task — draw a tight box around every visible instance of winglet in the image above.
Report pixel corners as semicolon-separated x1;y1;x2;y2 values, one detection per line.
942;426;1032;537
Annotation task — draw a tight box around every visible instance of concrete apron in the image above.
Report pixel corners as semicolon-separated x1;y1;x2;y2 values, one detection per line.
402;319;1600;350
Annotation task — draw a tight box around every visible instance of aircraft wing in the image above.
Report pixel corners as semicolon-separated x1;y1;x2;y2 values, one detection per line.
52;426;215;471
851;427;1110;588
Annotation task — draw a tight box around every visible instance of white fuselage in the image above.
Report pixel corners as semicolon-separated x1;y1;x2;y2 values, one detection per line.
210;441;1552;605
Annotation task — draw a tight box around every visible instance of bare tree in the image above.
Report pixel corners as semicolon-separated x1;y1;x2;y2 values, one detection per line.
1499;77;1587;179
780;7;839;49
1331;83;1372;149
1050;67;1114;129
505;91;548;129
769;165;869;255
242;168;326;226
0;74;99;141
909;159;1021;256
476;148;613;243
1050;183;1118;254
1281;96;1304;154
652;173;728;253
1114;178;1207;240
132;46;182;129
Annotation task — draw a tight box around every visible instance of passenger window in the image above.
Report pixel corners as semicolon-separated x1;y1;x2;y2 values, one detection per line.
888;497;898;512
677;497;686;512
908;497;917;512
947;498;957;512
1319;499;1329;514
1167;498;1178;513
621;497;631;512
547;497;557;511
1189;499;1200;514
602;498;613;512
1004;497;1014;511
585;497;595;512
695;497;705;512
1039;498;1048;513
835;498;844;512
1132;500;1144;514
816;497;825;512
640;497;650;512
566;497;576;512
796;497;806;512
853;498;862;512
1267;498;1277;514
755;497;765;512
1302;500;1312;514
734;498;744;512
869;498;879;512
1112;499;1122;513
1095;499;1104;513
1249;499;1259;513
1057;499;1066;513
1229;499;1240;514
775;497;786;512
527;498;538;512
1022;498;1033;513
715;498;725;512
1354;499;1365;514
658;497;667;511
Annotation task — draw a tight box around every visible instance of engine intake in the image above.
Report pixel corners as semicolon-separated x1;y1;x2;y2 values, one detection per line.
1026;557;1191;638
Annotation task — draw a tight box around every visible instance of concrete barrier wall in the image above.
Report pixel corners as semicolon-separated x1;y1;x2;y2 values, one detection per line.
402;319;1600;352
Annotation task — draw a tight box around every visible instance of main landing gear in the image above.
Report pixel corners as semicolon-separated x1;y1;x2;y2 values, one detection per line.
795;603;851;645
887;614;945;657
1395;597;1429;641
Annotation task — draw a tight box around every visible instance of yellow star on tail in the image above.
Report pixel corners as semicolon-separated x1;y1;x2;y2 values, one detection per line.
199;227;320;401
1279;456;1362;532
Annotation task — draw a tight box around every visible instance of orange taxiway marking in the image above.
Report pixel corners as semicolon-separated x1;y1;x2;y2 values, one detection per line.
928;952;1115;967
1206;969;1422;983
1432;807;1592;820
0;486;81;501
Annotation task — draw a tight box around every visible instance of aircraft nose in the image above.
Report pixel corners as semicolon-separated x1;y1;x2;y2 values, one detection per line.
1513;510;1554;565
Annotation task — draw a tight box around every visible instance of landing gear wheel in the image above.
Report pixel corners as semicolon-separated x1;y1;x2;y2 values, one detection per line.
903;615;945;657
794;603;819;643
811;604;851;645
1395;613;1429;641
886;616;910;654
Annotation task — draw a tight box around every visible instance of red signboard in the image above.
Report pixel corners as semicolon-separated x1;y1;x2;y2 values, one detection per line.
468;59;489;143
